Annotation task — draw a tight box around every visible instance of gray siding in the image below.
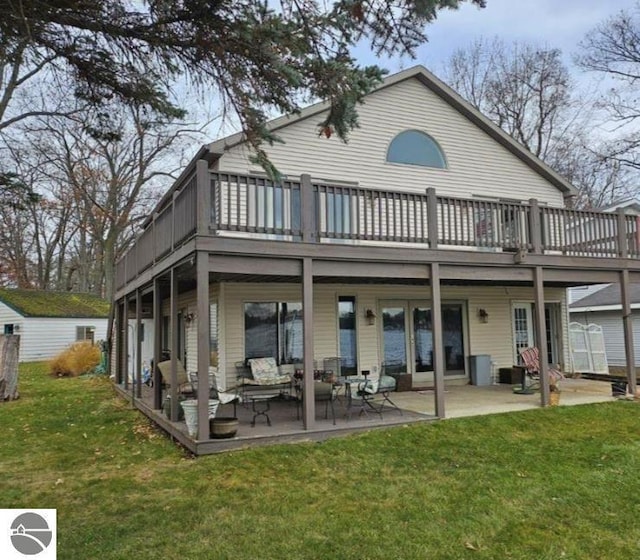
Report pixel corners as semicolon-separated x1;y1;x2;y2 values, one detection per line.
570;310;640;367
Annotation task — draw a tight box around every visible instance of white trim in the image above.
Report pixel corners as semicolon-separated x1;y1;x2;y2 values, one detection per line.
570;303;640;313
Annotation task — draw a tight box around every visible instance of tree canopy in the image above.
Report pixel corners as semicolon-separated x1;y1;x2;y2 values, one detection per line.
1;0;485;168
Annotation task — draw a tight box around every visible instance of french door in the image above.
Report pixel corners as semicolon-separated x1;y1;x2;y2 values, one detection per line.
512;303;560;365
380;301;466;384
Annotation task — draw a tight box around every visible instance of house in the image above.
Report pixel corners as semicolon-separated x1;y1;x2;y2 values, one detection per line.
112;65;640;451
567;198;640;371
0;288;109;362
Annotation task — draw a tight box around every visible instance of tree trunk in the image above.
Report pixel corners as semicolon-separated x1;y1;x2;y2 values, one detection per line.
0;335;20;401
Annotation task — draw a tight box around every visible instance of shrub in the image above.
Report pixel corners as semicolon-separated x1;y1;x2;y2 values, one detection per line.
50;341;101;377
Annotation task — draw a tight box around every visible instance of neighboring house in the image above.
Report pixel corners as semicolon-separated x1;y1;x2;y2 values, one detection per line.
568;198;640;368
113;65;640;445
0;288;109;362
570;283;640;368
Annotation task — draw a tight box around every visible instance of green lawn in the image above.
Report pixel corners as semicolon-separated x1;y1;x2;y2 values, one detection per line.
2;363;640;559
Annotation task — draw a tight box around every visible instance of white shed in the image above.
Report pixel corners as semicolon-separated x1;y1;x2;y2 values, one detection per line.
0;289;110;362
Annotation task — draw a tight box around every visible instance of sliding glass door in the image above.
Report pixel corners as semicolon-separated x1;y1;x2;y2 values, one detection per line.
381;301;466;382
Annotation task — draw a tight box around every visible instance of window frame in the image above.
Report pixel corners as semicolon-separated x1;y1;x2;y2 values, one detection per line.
243;301;303;365
386;129;447;169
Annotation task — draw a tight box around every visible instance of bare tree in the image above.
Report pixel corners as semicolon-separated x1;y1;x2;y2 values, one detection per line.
23;106;204;299
577;2;640;173
444;38;574;159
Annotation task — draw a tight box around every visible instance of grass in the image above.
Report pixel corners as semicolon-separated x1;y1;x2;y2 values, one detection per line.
2;363;640;559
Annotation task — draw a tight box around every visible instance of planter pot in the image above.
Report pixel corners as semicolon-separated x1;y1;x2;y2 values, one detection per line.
549;391;560;406
180;399;220;437
163;395;185;421
389;373;412;392
611;381;627;397
210;417;239;439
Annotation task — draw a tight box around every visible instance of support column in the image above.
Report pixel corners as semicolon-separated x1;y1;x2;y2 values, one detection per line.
135;289;142;399
300;174;316;243
426;188;438;250
621;269;636;394
431;263;445;418
153;277;163;409
170;267;179;422
533;266;550;406
302;257;315;429
115;301;123;385
196;251;211;441
196;160;211;235
123;295;129;390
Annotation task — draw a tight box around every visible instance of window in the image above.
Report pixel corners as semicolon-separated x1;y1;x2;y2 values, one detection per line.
76;326;95;343
338;296;357;375
386;130;446;169
244;302;302;364
4;324;14;335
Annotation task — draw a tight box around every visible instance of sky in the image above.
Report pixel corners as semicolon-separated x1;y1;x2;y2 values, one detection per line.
355;0;637;77
202;0;639;141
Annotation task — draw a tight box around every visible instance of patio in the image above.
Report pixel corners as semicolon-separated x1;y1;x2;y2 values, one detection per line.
115;377;617;455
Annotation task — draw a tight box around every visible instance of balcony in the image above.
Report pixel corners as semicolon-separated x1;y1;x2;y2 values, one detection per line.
115;166;640;291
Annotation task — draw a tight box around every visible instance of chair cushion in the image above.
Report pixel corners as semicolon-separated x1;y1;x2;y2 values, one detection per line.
157;360;189;387
249;357;279;380
378;375;397;391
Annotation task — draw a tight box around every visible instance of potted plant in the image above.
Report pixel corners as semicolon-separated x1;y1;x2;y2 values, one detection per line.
549;370;563;406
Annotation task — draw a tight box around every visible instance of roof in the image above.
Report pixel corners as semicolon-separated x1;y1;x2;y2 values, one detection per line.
601;198;640;215
207;65;579;198
0;289;110;318
569;283;640;311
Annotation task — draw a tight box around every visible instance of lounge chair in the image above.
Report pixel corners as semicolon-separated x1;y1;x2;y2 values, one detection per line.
518;347;564;392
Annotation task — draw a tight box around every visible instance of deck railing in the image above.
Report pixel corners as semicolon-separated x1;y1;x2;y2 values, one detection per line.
114;167;640;290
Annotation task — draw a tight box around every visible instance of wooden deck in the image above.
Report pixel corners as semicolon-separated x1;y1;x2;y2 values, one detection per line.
114;377;618;455
115;164;640;295
115;383;434;455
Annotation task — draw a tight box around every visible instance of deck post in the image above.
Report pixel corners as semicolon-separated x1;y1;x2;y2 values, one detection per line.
123;294;129;390
196;251;211;441
533;266;550;406
171;191;179;251
620;269;636;394
617;209;629;258
528;198;542;254
115;300;123;385
300;174;315;243
431;263;445;418
302;257;315;428
426;188;438;249
135;289;142;399
153;276;162;409
170;267;179;422
196;160;211;236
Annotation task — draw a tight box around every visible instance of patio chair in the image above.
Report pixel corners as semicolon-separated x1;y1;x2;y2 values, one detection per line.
296;381;337;425
157;360;192;394
188;368;239;416
518;347;564;392
349;372;402;418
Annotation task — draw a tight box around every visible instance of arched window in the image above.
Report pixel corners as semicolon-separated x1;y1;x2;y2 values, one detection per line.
386;130;447;169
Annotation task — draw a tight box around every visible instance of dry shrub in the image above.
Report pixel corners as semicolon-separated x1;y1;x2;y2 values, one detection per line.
50;341;101;377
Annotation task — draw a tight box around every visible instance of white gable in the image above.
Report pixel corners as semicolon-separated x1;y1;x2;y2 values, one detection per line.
218;77;565;207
